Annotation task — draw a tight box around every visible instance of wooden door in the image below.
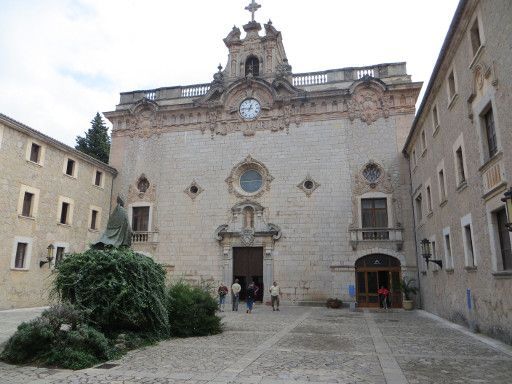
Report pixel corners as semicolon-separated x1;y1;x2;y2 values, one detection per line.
233;247;264;301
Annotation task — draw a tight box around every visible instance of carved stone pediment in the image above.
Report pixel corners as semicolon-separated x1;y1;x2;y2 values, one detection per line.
348;78;391;125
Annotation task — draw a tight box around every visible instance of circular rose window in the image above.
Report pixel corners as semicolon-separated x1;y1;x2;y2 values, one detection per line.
240;170;263;193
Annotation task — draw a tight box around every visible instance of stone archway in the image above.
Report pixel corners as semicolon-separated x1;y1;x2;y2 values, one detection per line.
355;254;402;308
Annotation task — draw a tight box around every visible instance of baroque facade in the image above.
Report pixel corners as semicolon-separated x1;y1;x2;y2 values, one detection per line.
403;0;512;343
0;114;116;309
105;11;421;304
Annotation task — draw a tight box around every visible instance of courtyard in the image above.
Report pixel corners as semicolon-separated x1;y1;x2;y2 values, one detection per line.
1;306;511;384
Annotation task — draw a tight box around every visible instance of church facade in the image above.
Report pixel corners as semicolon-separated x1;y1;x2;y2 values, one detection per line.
105;14;421;304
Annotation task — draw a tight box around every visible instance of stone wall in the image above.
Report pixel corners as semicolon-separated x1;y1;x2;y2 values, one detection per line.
405;0;512;343
0;117;115;309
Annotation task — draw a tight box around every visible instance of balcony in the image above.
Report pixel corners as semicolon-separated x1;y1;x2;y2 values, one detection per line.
131;231;159;244
349;227;403;251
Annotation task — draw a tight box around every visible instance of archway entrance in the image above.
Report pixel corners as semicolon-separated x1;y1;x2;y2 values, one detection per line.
233;247;264;302
355;254;402;308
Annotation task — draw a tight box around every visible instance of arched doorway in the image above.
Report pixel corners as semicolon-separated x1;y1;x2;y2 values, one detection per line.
355;254;402;308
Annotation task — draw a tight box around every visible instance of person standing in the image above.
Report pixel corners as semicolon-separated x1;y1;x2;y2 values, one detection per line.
246;282;255;314
218;282;228;312
231;279;241;311
269;281;281;311
378;286;390;310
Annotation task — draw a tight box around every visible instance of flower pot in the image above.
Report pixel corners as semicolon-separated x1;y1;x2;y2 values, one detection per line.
403;299;414;310
326;298;342;309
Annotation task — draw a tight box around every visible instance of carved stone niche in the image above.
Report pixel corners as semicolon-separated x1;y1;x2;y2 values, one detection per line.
226;155;274;199
214;200;282;247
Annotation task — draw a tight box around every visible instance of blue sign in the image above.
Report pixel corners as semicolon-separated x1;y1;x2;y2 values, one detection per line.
466;288;472;310
348;284;355;298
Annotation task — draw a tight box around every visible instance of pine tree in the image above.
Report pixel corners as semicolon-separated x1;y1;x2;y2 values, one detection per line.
75;113;111;164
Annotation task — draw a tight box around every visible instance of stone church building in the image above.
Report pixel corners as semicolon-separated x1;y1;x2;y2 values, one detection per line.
104;10;422;305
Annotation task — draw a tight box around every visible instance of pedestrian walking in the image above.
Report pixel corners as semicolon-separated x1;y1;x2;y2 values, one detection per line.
269;281;280;311
246;282;255;314
231;279;241;311
378;286;390;310
218;282;228;312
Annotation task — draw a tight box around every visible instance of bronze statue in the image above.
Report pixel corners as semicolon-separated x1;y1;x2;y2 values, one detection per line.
92;196;132;248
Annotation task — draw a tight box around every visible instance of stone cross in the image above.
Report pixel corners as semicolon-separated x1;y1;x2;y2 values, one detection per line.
245;0;261;22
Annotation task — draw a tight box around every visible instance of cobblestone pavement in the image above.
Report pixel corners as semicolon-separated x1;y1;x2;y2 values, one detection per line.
1;306;511;383
0;307;46;347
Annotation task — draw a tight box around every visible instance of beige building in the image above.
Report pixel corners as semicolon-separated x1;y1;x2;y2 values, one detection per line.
0;114;116;309
105;12;421;305
403;0;512;343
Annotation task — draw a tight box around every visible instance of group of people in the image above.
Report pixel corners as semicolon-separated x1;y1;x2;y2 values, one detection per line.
217;280;281;313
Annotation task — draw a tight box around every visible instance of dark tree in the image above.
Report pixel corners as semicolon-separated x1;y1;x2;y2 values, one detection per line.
75;113;111;163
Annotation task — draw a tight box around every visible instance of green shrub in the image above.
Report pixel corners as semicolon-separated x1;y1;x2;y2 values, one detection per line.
45;347;99;370
167;282;222;337
41;303;84;332
0;306;115;370
45;325;112;370
52;247;169;336
0;318;55;363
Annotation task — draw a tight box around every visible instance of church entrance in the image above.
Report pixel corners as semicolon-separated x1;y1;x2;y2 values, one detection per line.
355;254;402;308
233;247;264;302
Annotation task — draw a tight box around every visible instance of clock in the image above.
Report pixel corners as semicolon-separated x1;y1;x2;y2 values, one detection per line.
239;98;261;120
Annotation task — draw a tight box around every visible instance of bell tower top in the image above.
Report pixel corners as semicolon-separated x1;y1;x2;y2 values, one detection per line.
221;1;291;83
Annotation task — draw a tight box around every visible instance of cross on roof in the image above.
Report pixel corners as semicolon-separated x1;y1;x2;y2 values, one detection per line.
245;0;261;22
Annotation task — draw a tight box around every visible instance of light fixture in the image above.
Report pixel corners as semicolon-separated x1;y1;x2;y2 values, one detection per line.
40;244;55;268
421;238;442;269
501;187;512;231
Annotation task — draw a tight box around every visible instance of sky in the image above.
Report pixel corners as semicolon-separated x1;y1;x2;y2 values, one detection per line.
0;0;460;146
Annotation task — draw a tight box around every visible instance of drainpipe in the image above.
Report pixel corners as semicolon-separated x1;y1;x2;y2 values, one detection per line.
405;152;423;309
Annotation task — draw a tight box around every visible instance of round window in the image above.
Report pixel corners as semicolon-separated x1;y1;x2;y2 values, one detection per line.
189;185;199;194
240;170;263;193
303;180;314;190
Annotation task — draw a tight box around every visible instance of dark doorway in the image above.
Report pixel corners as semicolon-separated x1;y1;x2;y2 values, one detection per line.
355;254;402;308
233;247;264;302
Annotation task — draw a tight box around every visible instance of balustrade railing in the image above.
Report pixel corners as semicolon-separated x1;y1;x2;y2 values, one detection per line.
349;227;403;250
132;231;159;244
120;63;407;104
181;84;210;98
292;73;328;86
145;91;156;100
357;68;375;79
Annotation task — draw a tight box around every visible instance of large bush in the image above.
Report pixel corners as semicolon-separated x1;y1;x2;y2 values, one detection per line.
0;305;114;370
52;248;169;336
167;282;222;337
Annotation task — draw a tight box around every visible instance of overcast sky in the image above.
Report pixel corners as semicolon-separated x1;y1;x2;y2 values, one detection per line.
0;0;459;146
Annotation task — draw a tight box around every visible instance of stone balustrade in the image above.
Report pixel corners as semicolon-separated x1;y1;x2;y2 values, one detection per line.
118;62;408;104
132;231;159;244
349;227;404;251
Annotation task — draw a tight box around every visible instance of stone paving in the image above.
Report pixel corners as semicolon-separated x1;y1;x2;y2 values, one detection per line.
1;306;511;383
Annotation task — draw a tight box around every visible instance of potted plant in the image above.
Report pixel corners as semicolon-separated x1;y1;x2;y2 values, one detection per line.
398;278;418;310
326;298;342;309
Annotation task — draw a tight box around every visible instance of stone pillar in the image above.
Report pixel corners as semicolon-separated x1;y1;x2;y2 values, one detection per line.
263;245;273;303
222;245;233;304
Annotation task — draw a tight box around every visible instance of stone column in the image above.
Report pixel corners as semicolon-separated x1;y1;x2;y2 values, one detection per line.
263;245;273;302
222;245;233;304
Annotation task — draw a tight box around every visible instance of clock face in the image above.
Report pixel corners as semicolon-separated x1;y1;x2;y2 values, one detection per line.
239;98;261;120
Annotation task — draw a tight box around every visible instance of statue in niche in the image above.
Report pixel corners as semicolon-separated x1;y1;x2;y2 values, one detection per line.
92;196;132;249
